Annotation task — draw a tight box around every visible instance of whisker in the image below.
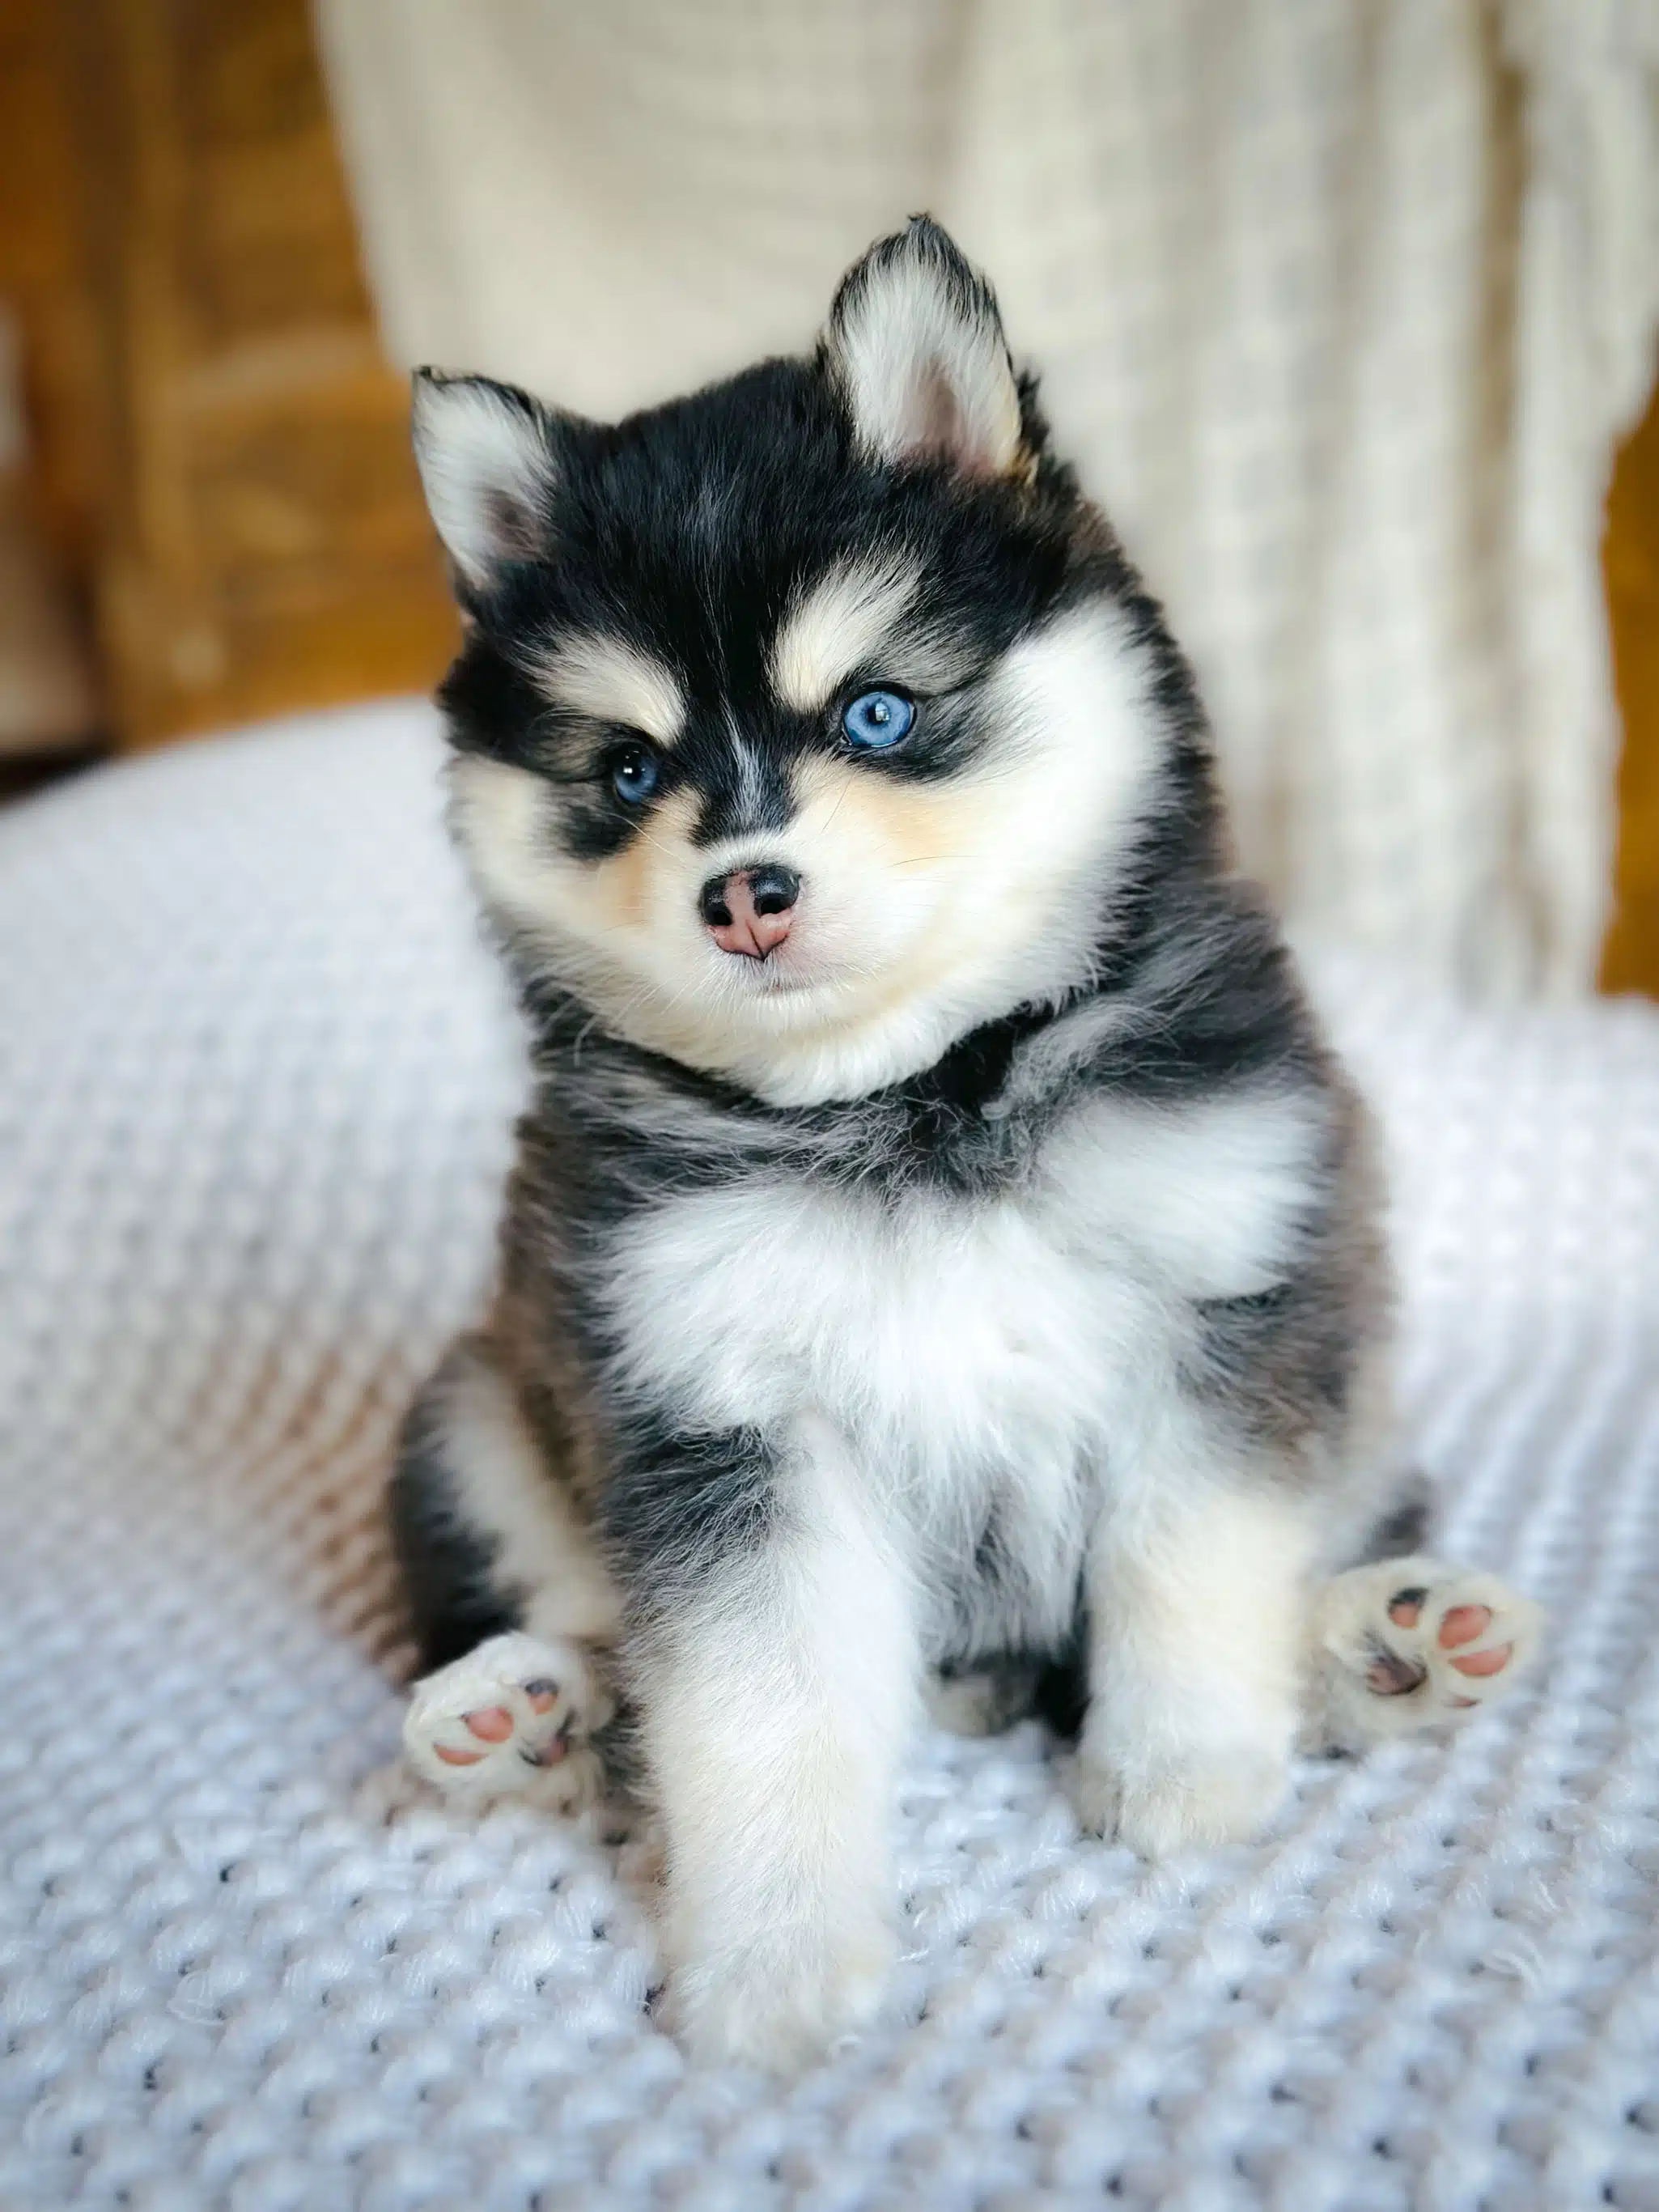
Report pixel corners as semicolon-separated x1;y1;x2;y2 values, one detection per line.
817;776;854;839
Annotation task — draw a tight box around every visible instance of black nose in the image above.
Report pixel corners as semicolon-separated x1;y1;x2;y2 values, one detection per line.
698;864;800;929
749;864;800;919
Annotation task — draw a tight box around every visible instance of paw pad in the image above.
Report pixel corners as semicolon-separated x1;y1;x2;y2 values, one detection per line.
403;1632;605;1802
1364;1569;1535;1714
1313;1556;1542;1747
1373;1594;1513;1692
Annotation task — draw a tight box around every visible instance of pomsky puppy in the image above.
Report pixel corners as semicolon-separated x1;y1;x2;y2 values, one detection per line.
392;219;1540;2070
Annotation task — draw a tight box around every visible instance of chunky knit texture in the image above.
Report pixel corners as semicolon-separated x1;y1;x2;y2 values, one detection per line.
2;703;1656;2212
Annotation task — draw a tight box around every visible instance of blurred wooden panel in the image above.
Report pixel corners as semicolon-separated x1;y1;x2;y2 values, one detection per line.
0;0;101;584
1602;374;1659;996
61;0;456;745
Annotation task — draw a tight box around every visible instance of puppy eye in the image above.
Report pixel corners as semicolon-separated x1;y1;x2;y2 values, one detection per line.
607;740;660;805
842;689;915;750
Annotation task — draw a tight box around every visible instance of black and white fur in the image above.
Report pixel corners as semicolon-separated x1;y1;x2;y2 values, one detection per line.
392;220;1541;2069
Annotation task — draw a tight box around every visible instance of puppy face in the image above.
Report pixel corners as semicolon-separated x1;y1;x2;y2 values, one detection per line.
415;221;1170;1105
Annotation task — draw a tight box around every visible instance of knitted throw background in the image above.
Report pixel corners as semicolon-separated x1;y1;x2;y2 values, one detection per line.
2;705;1657;2210
315;0;1659;996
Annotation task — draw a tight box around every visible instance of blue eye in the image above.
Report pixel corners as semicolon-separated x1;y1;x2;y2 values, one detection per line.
842;689;915;750
609;741;660;805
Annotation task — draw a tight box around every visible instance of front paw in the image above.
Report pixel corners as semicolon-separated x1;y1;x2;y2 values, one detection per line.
660;1911;895;2071
1073;1743;1288;1857
1306;1556;1544;1750
402;1631;607;1809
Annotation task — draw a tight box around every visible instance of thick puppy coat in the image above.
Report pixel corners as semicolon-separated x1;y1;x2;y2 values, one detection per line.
392;219;1538;2070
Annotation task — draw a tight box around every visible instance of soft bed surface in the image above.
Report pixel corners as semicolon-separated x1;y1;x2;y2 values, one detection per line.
1;703;1655;2212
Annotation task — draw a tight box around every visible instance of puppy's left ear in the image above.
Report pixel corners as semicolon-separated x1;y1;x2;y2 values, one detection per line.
822;217;1026;481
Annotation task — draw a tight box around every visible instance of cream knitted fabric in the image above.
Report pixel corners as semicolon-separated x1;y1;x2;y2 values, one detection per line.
2;704;1657;2211
315;0;1659;995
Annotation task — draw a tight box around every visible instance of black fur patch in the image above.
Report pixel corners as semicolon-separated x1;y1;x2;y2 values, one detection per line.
600;1419;780;1596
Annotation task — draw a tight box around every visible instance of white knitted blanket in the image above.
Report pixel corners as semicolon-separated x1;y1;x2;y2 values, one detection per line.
2;703;1657;2212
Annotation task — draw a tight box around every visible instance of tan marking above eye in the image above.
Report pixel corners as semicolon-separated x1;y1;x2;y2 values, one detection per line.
771;558;919;714
528;632;685;746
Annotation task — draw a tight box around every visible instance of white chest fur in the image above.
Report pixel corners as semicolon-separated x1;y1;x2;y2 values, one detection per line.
598;1081;1324;1647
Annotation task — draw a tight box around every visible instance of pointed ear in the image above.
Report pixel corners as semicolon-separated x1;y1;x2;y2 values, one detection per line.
410;370;567;591
822;218;1026;481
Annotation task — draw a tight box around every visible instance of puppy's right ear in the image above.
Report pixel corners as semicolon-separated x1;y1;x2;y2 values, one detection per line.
410;370;568;593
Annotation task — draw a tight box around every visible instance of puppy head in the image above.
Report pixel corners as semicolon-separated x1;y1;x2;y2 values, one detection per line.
414;219;1175;1106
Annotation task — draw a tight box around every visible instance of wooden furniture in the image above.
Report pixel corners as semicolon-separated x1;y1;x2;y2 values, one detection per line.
1602;385;1659;996
3;0;454;750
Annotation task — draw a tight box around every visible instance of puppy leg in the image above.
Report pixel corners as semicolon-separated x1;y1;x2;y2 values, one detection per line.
1301;1556;1543;1751
625;1416;918;2071
391;1335;622;1802
1077;1459;1317;1857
